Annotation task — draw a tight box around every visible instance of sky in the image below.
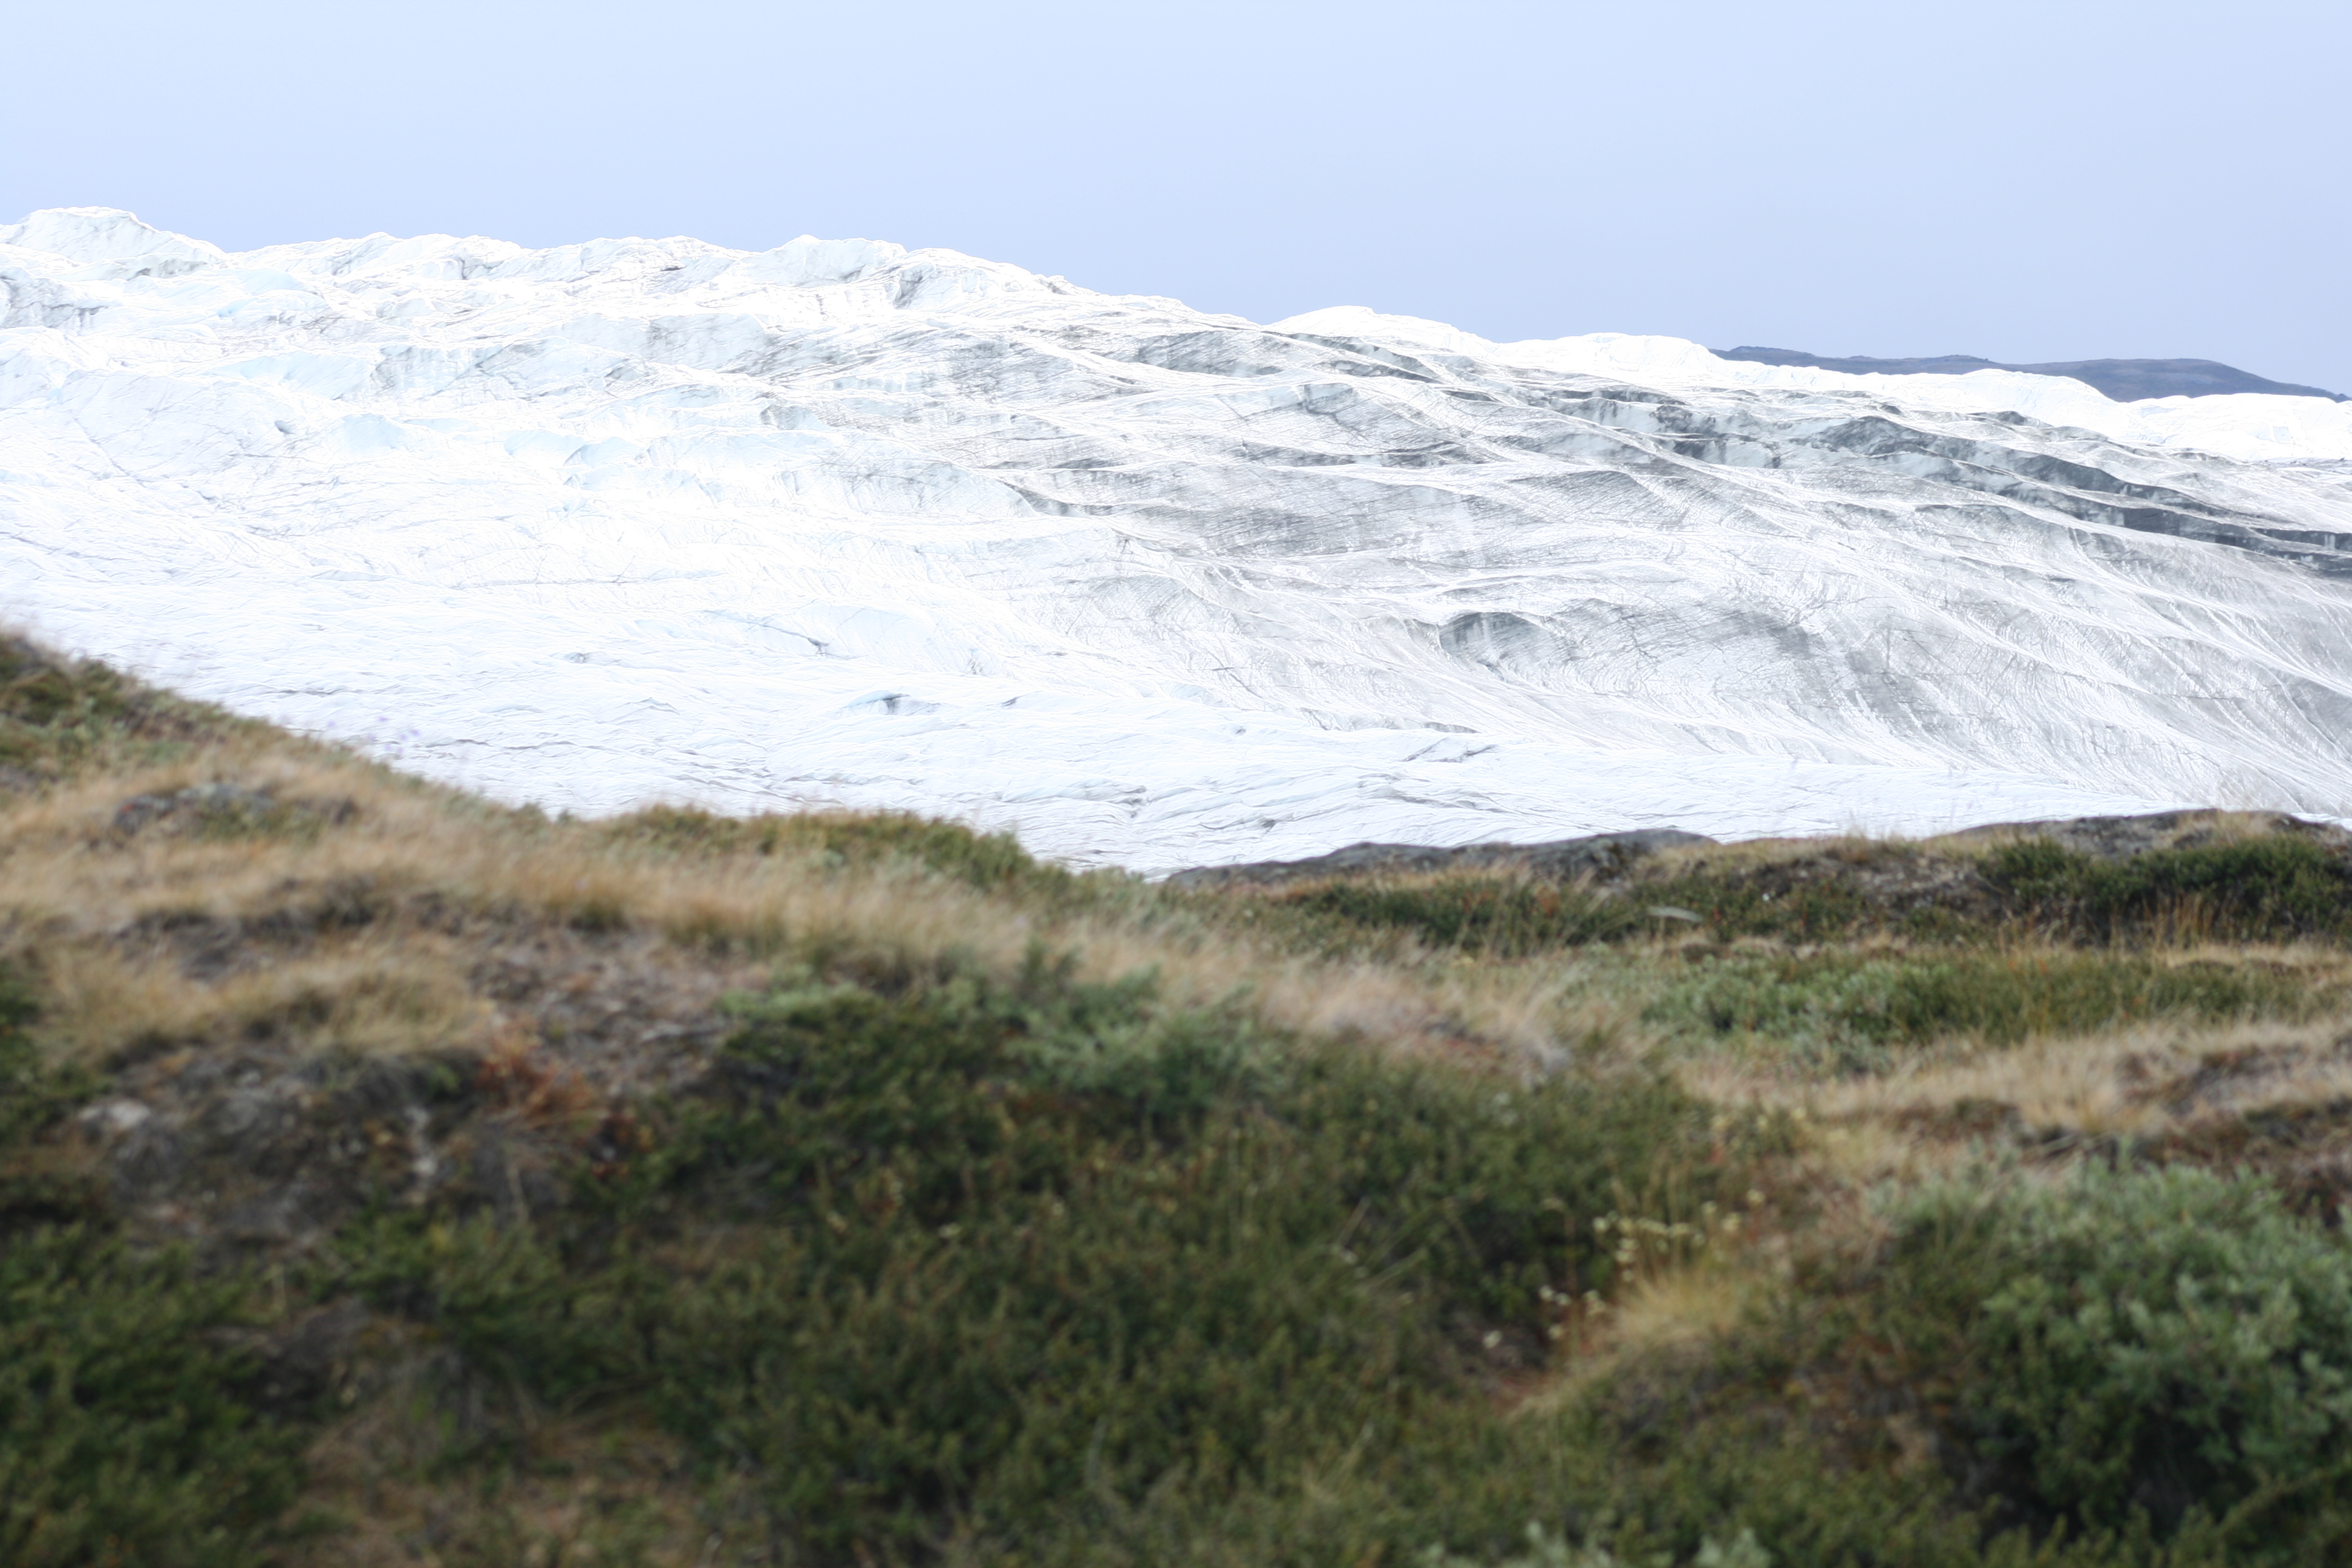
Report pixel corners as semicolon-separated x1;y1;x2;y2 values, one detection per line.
5;0;2346;394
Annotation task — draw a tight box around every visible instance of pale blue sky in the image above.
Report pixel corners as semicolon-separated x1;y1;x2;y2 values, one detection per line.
7;0;2345;393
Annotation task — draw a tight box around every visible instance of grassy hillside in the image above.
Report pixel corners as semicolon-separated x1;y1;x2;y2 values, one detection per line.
5;629;2352;1566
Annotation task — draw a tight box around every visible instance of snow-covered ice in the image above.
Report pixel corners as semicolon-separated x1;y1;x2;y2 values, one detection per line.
4;207;2349;874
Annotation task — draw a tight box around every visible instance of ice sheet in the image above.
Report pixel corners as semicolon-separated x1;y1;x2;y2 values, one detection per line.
5;207;2348;872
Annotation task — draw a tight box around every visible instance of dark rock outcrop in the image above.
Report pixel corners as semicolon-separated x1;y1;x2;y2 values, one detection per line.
1939;808;2352;861
1163;828;1714;890
1165;809;2352;893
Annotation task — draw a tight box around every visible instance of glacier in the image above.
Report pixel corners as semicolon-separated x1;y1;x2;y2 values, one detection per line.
4;206;2350;875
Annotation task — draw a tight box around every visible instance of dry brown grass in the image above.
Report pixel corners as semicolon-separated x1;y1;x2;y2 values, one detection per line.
1529;1261;1774;1414
1639;807;2296;878
0;731;1589;1089
13;710;2339;1221
34;937;485;1063
1923;807;2299;855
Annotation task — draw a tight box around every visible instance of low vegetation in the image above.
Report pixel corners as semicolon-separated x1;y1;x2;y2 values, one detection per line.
4;629;2351;1564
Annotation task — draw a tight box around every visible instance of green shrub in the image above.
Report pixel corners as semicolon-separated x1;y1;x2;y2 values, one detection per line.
0;1230;306;1568
1416;1521;1771;1567
1641;949;2311;1071
0;967;59;1149
1379;1390;2160;1568
1982;838;2352;944
338;950;1717;1560
1634;865;1909;946
0;968;307;1568
1269;876;1642;956
1875;1163;2352;1555
0;976;102;1236
1270;834;2352;957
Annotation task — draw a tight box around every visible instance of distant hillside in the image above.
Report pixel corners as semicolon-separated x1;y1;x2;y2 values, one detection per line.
1714;347;2348;403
